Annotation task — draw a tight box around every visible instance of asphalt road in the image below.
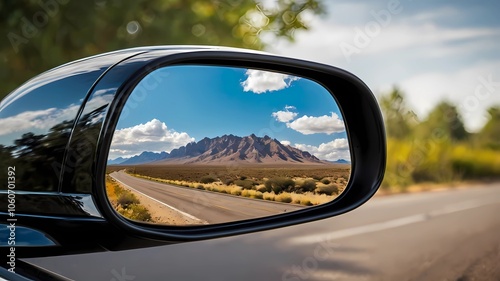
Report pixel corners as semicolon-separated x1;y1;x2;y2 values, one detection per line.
25;183;500;281
110;170;305;224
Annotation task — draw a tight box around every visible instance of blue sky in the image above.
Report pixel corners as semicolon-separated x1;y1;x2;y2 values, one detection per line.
262;0;500;132
109;65;350;160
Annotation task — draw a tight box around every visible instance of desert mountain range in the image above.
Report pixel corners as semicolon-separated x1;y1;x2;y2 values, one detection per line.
110;134;349;165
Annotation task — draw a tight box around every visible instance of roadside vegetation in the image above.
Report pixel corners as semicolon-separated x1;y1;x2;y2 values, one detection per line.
122;165;350;206
105;175;153;222
381;88;500;192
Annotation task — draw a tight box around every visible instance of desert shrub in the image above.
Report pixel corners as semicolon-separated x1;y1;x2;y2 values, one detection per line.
117;192;139;208
220;190;228;194
251;191;264;199
275;193;292;203
113;184;126;196
210;187;220;193
239;176;247;180
241;190;251;197
200;175;217;184
120;204;152;222
299;179;317;192
321;178;331;184
196;185;205;190
316;184;340;196
224;179;234;185
234;179;255;189
312;175;323;181
263;193;275;201
239;190;262;199
264;180;277;193
231;189;242;196
300;199;313;206
256;185;270;193
264;177;295;194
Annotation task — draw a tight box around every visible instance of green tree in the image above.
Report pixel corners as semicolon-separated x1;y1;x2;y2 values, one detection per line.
478;106;500;149
379;87;417;139
0;0;324;99
417;101;468;142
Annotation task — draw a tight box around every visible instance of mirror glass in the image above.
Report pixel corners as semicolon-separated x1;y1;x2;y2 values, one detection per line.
106;65;351;225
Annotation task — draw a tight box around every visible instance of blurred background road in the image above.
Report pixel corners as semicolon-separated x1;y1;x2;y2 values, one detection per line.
26;183;500;280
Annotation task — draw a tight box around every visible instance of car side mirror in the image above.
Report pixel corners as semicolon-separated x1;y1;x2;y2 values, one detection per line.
106;65;352;226
0;46;385;257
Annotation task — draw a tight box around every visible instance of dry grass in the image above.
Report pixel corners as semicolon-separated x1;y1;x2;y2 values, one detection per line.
128;171;345;206
105;175;153;222
261;191;335;205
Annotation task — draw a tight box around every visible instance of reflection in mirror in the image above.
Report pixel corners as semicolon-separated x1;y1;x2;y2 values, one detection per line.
106;65;351;226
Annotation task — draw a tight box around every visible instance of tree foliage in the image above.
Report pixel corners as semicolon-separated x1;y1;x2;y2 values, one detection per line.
379;87;417;139
380;88;500;189
417;101;468;142
478;106;500;149
0;0;325;99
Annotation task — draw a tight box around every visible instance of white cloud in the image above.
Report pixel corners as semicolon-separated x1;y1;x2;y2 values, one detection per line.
355;24;500;59
280;140;291;146
109;119;194;158
408;7;459;22
0;93;115;137
293;138;350;161
266;5;500;64
0;108;59;136
0;104;81;137
271;106;345;135
241;69;299;94
272;110;298;123
397;61;500;132
287;113;345;135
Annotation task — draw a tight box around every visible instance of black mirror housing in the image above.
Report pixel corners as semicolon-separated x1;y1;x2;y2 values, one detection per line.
0;46;385;257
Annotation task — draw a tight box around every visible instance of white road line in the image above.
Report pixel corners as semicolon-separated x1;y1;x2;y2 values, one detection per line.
287;199;500;245
110;173;208;224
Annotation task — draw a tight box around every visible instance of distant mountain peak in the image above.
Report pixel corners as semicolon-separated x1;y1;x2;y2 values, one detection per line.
118;151;170;165
110;134;330;166
329;159;351;164
160;134;324;165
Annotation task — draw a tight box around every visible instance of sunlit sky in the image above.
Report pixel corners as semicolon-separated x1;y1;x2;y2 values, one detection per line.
263;0;500;132
109;65;350;160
